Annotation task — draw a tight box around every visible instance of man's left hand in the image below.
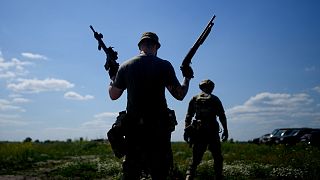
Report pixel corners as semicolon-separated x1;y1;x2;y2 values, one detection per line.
222;130;228;142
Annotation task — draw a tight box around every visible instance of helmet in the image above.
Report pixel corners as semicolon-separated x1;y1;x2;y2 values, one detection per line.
138;32;161;49
199;79;215;93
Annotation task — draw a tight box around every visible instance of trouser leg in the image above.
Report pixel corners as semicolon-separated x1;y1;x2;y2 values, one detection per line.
150;134;171;180
186;143;207;179
208;134;223;180
122;132;145;180
122;155;142;180
123;114;172;180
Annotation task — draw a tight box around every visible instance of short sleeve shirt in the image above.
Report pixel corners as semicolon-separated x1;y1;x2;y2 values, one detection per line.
113;55;180;115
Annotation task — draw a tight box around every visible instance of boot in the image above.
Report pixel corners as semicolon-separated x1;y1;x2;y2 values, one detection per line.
186;174;193;180
185;169;195;180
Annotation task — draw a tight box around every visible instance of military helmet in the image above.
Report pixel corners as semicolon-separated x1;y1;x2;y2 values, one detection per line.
138;32;161;49
199;79;215;93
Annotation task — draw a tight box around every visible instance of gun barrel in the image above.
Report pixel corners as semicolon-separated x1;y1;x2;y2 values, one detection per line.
206;15;215;27
181;15;216;67
202;15;215;34
198;15;215;44
210;15;216;23
90;25;95;33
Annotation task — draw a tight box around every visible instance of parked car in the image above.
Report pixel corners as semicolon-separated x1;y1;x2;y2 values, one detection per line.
278;128;313;145
253;128;317;145
252;128;285;145
252;133;271;144
265;128;289;145
300;129;320;146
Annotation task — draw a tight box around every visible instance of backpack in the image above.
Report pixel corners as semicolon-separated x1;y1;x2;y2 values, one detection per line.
194;93;216;122
193;93;221;135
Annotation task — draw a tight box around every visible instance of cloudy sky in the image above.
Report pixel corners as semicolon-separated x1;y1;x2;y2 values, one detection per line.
1;0;320;141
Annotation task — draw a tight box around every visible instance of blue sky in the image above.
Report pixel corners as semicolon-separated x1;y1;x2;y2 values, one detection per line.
1;0;319;141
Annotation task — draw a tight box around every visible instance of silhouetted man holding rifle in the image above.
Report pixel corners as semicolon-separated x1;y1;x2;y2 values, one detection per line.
91;14;215;179
108;32;192;179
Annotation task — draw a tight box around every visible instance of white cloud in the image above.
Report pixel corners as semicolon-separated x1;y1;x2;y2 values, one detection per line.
80;112;118;132
21;52;48;60
0;58;32;70
226;92;320;141
313;86;320;94
80;112;117;135
305;66;316;72
228;92;313;117
94;112;118;119
0;71;16;79
64;91;94;101
12;97;31;103
0;57;32;79
81;119;110;130
0;99;25;112
7;78;74;93
0;115;28;126
32;112;118;140
0;57;12;69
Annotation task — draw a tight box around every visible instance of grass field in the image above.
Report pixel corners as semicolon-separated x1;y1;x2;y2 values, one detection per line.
0;140;319;179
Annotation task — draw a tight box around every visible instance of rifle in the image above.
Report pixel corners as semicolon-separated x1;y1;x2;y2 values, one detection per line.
181;15;216;70
90;25;119;77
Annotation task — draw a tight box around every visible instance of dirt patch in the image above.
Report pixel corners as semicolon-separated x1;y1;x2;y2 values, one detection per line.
0;175;41;180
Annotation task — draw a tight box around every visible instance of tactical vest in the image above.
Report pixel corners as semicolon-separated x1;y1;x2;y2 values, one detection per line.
194;93;216;122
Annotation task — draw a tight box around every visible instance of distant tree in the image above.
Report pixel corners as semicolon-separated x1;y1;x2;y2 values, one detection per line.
23;137;32;143
66;138;72;143
92;138;105;142
34;139;40;143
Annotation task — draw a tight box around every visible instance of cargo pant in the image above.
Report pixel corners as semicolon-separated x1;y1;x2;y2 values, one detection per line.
186;128;223;179
122;113;172;180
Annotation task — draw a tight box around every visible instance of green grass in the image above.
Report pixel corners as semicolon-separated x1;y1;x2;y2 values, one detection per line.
0;141;319;179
